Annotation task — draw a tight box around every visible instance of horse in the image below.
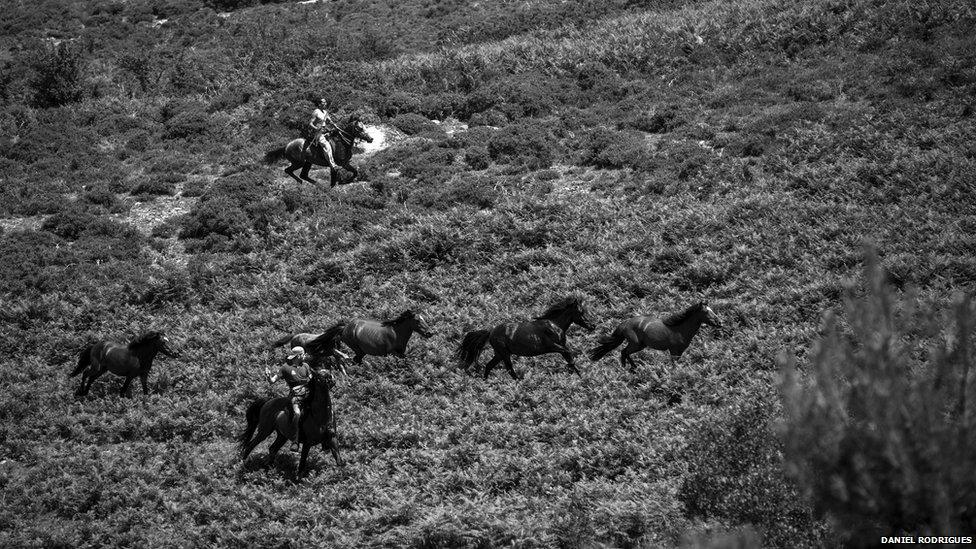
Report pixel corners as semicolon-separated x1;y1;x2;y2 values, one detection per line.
457;297;596;380
237;367;342;476
70;331;179;397
341;310;434;364
272;324;350;374
588;301;722;369
263;116;374;187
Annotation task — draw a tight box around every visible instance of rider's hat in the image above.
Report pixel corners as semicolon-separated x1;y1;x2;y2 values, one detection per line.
287;346;306;361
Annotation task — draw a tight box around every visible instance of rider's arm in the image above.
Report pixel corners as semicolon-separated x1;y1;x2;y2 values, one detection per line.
264;366;279;383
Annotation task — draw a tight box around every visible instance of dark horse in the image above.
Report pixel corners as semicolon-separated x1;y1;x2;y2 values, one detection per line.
70;331;179;397
457;297;596;380
238;324;345;475
263;116;373;187
341;310;434;365
589;301;722;369
272;325;350;374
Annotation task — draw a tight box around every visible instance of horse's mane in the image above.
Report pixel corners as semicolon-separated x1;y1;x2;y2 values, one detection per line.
305;322;345;357
382;310;415;326
662;302;704;326
129;331;163;348
535;297;581;320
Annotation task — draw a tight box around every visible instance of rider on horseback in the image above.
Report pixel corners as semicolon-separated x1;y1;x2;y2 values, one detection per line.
302;98;339;169
265;346;313;450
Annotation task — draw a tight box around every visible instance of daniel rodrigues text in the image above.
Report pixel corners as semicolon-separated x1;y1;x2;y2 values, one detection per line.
882;537;973;544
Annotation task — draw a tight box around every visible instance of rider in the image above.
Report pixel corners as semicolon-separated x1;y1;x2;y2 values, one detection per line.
301;97;340;169
265;346;313;451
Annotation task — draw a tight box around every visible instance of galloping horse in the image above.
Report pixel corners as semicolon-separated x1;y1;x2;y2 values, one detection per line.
457;297;596;380
341;310;434;365
70;331;179;397
589;301;722;369
272;325;350;374
264;116;374;186
238;368;342;476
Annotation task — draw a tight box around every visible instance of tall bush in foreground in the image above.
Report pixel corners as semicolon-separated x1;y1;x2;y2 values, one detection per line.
781;252;976;545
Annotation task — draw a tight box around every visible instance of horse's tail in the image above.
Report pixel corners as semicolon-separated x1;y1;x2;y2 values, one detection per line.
237;398;268;458
263;146;288;164
589;331;625;361
271;333;294;348
70;345;94;377
457;329;491;369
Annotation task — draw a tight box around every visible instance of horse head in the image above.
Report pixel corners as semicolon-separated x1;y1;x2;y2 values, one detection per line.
570;300;597;332
310;367;337;390
403;310;434;338
132;331;180;358
346;117;373;144
700;302;723;328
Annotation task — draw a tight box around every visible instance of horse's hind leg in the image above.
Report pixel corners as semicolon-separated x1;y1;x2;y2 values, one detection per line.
242;424;275;462
483;355;502;379
621;342;643;371
285;162;304;184
81;367;106;396
300;162;316;183
119;376;134;397
265;433;288;468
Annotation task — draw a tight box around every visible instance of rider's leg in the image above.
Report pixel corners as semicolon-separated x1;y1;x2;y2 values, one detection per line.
292;400;303;450
320;136;337;168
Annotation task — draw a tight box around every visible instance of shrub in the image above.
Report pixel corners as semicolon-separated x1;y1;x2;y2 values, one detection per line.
579;128;655;172
407;174;496;210
41;206;97;240
162;109;211;140
179;195;250;240
487;123;554;169
622;107;686;134
781;251;976;545
399;148;456;182
678;397;824;547
29;43;85;108
390;113;443;136
131;174;180;197
463;147;490;170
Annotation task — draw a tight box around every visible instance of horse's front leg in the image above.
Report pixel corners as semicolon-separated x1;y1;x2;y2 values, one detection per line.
297;442;312;478
559;350;581;375
140;372;150;395
502;355;523;380
323;435;343;466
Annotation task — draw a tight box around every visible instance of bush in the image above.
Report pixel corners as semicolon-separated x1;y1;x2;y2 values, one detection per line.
131;174;180;197
179;196;250;240
41;206;97;240
399;148;456;182
487;123;554;169
390;113;443;136
678;398;824;547
29;43;85;108
407;174;496;210
781;251;976;545
162;108;211;140
579;128;655;172
463;147;490;170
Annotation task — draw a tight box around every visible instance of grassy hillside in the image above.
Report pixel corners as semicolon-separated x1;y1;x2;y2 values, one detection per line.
1;0;975;546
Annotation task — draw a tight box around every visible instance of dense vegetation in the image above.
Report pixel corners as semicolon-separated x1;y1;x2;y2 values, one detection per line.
1;0;974;545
